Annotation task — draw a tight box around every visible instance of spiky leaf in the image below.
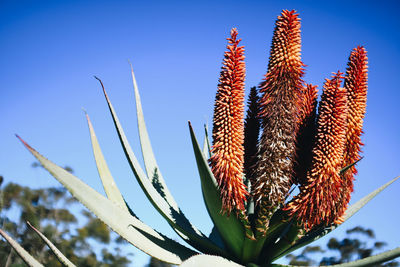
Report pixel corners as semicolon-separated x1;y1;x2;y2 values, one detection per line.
0;228;44;267
17;136;195;265
27;221;76;267
189;122;245;259
96;77;226;255
340;158;363;175
329;246;400;266
203;124;212;159
85;112;129;212
129;63;178;209
271;246;400;266
273;175;400;261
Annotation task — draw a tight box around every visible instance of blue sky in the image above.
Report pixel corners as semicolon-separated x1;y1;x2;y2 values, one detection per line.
1;0;399;266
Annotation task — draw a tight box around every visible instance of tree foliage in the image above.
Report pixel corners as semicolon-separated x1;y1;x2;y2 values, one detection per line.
286;226;399;266
0;171;132;267
146;257;173;267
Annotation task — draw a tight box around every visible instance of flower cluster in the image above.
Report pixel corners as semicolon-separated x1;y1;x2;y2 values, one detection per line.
210;10;368;232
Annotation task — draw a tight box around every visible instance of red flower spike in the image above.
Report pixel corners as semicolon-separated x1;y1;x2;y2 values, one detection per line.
209;28;248;214
285;72;348;230
253;10;305;232
335;46;368;222
293;84;318;185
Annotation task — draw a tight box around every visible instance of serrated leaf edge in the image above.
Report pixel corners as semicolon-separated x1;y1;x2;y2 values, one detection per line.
17;136;196;265
96;76;227;256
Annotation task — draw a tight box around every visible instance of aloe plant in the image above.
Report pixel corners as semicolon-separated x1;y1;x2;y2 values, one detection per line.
1;9;399;267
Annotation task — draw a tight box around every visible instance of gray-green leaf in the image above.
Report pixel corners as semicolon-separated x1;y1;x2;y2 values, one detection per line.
18;136;196;265
273;175;400;261
96;76;226;256
0;228;44;267
85;112;129;213
189;122;245;259
27;221;76;267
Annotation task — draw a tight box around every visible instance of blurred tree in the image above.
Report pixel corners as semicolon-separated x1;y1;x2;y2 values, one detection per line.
146;257;173;267
286;226;399;266
0;168;133;267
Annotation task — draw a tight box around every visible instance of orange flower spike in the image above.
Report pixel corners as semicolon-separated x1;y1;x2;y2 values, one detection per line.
253;10;305;231
336;46;368;222
343;46;368;175
209;28;247;214
285;72;348;230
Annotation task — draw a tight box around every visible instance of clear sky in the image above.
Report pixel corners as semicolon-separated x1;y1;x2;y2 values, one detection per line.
1;0;399;266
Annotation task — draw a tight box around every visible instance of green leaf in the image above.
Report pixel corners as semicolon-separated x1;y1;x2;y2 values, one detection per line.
241;237;262;264
26;221;76;267
189;122;245;259
251;209;293;263
96;77;226;256
203;123;212;159
0;228;44;267
261;220;303;264
272;224;331;262
272;175;400;261
180;254;245;267
340;157;363;175
17;136;196;265
85;112;129;213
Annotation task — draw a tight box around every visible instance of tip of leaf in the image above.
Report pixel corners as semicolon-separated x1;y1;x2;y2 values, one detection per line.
16;135;33;151
128;59;133;71
94;76;111;101
26;221;36;230
84;111;92;123
26;221;39;233
340;157;364;175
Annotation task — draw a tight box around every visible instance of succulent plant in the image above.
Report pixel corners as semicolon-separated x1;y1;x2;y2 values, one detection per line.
1;9;399;267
